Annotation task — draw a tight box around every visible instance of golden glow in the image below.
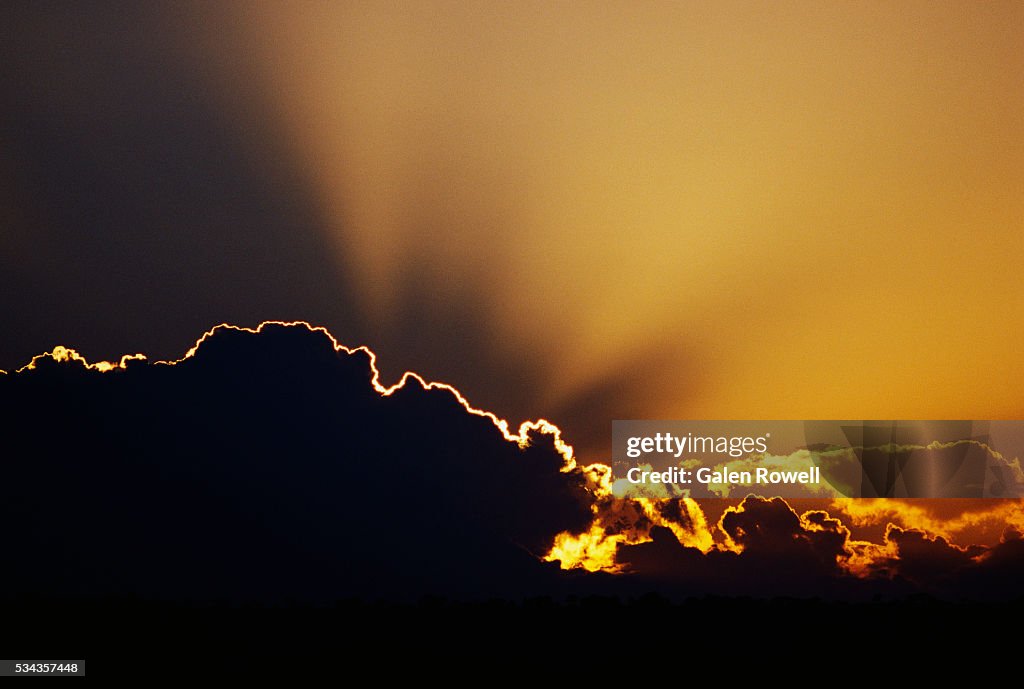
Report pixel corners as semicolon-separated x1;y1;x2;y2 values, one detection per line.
546;523;626;573
15;346;146;374
832;498;1024;542
842;538;896;578
546;496;715;570
181;2;1023;429
6;5;1021;584
647;496;715;552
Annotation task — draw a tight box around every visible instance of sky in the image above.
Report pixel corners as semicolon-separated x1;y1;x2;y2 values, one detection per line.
3;3;1021;462
1;3;1023;602
223;2;1023;433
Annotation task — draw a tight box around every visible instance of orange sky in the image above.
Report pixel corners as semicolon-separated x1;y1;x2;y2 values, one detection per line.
174;2;1024;454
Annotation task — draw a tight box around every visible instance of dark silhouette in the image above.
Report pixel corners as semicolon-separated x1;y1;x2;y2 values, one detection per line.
0;323;594;602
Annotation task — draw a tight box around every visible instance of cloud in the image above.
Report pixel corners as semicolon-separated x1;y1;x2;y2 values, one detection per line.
719;497;850;569
4;321;1024;602
831;498;1024;542
0;322;597;600
602;493;1024;599
877;526;981;587
613;497;865;597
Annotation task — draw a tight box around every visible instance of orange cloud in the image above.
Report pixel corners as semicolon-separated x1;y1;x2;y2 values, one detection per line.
831;498;1024;543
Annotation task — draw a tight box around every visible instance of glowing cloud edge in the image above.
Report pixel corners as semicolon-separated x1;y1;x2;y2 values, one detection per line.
0;320;617;568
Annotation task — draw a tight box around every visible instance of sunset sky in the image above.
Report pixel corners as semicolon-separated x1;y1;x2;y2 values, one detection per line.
2;3;1022;600
196;2;1024;428
4;3;1021;459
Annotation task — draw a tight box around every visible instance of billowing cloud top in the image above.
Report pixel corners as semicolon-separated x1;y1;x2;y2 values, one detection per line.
1;322;596;600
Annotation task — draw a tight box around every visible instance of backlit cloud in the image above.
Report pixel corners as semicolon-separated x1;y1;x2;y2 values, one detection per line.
3;322;1023;601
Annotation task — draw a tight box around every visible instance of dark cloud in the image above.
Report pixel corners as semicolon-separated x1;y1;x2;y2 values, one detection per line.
878;527;981;589
0;323;593;601
962;532;1024;594
872;524;1024;599
720;497;849;571
615;495;1024;600
616;496;868;597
